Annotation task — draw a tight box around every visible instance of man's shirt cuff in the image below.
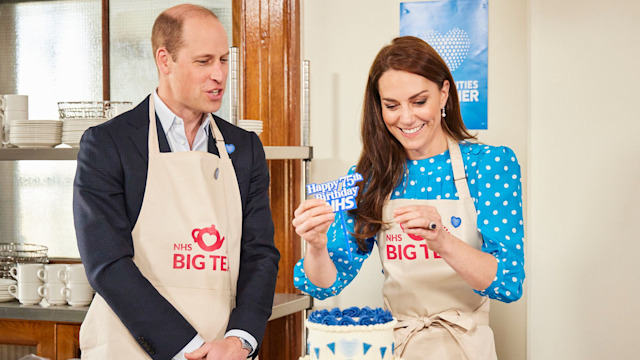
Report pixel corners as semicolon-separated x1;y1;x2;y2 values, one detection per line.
173;334;205;360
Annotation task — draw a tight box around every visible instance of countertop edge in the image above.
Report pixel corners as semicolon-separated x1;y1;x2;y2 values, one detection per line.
0;293;312;324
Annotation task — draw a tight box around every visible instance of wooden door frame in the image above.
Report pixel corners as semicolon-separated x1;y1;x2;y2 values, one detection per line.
233;0;302;358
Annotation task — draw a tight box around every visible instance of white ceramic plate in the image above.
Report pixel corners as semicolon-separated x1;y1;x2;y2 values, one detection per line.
0;279;16;286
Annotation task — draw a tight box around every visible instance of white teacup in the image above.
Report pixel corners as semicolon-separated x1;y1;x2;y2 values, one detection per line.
0;94;28;111
0;110;29;122
38;282;67;305
58;264;88;284
10;263;44;283
62;283;94;307
37;264;67;283
105;102;133;119
8;283;42;305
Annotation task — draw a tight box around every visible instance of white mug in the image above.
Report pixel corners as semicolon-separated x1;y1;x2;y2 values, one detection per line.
62;283;94;307
0;94;28;111
58;264;88;284
0;110;29;122
8;283;42;305
38;282;67;305
36;264;67;283
10;263;43;283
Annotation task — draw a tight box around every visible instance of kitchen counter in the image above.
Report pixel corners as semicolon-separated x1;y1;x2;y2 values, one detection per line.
0;292;312;323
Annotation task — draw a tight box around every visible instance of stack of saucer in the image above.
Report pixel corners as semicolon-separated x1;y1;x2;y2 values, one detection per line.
61;118;107;147
0;278;17;303
9;120;62;148
237;119;263;137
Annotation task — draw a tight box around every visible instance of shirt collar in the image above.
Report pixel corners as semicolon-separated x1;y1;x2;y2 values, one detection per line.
153;90;210;135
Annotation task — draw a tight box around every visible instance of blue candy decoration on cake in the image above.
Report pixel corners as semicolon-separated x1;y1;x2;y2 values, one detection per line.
301;307;402;360
307;307;394;326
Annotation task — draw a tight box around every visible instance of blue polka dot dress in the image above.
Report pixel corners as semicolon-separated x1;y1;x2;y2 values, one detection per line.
294;142;525;302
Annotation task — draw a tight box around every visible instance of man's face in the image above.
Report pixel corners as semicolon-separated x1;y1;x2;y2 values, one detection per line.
166;15;229;116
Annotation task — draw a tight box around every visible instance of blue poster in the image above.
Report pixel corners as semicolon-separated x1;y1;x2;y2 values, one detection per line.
400;0;488;130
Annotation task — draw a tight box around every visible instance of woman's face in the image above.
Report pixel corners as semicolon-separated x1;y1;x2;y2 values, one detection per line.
378;69;449;160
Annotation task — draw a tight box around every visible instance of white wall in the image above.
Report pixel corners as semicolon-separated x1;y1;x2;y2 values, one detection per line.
301;1;528;359
529;0;640;359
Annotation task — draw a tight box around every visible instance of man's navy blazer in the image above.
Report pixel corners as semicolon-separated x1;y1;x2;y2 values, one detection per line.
73;96;279;359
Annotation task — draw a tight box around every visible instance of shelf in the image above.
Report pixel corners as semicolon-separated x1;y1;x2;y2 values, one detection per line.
0;293;312;323
0;146;312;161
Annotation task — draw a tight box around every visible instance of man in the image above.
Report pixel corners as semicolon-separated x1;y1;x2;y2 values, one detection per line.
73;4;279;359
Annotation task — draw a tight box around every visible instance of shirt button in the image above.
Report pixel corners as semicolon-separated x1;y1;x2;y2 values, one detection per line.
180;140;186;145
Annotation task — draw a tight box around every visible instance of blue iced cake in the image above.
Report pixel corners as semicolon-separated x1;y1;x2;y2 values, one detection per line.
300;307;402;360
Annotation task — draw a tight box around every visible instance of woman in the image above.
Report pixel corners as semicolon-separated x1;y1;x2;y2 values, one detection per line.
292;36;524;359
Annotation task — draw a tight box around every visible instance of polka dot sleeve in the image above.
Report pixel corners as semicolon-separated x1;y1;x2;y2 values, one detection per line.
293;167;374;300
473;146;525;302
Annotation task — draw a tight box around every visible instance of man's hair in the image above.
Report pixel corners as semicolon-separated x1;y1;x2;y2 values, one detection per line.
151;5;218;61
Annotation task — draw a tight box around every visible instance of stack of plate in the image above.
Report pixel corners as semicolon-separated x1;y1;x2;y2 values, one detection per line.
237;119;263;137
0;278;17;302
62;118;107;147
9;120;62;148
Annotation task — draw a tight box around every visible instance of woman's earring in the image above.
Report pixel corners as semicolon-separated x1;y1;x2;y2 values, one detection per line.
441;107;446;118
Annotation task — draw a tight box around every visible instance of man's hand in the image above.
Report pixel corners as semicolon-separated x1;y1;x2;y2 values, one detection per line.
184;337;250;360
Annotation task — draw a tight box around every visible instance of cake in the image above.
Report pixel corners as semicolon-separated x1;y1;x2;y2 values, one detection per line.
300;307;403;360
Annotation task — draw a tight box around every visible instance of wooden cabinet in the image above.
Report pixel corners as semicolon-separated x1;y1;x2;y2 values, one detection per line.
0;319;79;360
56;324;80;360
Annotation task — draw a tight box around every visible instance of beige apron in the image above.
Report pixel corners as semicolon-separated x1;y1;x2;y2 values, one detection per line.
80;97;242;359
378;138;497;360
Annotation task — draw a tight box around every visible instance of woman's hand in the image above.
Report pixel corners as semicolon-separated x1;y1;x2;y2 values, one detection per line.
393;205;498;291
292;198;335;250
393;205;452;255
293;198;337;288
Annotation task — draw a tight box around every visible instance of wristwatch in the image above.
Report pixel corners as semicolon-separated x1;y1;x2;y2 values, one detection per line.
237;337;253;354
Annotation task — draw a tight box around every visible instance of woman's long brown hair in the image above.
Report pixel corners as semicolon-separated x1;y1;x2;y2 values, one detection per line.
349;36;476;251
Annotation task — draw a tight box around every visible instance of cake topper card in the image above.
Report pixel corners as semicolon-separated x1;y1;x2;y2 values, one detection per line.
306;173;363;212
306;173;363;260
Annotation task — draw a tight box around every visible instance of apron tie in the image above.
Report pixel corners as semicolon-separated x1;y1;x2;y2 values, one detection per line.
394;309;486;360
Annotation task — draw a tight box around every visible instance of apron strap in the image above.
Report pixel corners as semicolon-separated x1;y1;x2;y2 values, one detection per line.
208;116;231;161
394;309;489;360
448;138;471;200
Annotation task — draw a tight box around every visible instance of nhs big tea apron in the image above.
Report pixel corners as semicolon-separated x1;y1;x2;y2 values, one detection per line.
378;138;497;360
80;97;242;359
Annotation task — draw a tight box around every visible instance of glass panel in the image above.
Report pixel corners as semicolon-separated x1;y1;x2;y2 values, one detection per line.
14;161;78;258
109;0;234;120
0;0;102;118
0;0;101;259
0;344;38;359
